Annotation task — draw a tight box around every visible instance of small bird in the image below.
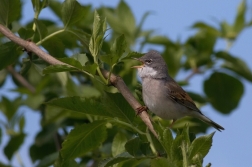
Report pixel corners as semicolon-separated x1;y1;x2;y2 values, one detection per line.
132;50;224;131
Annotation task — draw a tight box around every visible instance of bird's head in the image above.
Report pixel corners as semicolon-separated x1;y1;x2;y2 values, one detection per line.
132;50;168;79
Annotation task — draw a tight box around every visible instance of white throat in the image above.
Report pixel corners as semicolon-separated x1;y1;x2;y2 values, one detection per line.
137;66;157;78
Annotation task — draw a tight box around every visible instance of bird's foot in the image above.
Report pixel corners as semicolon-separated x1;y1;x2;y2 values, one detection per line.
136;106;148;116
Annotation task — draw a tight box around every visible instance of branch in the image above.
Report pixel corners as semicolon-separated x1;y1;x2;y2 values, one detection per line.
7;66;36;93
101;70;157;137
184;68;200;82
0;25;65;66
0;24;158;138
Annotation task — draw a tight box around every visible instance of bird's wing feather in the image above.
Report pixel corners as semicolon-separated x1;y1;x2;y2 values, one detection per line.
165;80;201;113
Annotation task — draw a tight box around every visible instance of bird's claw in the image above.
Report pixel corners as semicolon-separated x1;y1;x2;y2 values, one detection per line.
136;106;148;116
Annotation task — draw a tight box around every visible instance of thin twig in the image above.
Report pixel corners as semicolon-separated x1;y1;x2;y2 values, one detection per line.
0;24;158;138
184;68;200;82
6;66;36;93
53;132;62;151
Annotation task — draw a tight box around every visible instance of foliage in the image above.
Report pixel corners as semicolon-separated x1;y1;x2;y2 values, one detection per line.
0;0;252;166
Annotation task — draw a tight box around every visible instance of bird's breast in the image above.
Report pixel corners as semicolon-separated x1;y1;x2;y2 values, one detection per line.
141;78;188;120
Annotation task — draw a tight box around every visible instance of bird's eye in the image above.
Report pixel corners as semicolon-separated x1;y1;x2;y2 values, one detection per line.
145;59;152;64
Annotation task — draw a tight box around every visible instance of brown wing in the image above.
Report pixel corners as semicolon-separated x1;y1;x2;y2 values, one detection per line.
165;79;201;113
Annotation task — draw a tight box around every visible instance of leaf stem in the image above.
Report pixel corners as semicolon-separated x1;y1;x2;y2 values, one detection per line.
146;130;158;155
16;152;25;167
36;29;65;45
182;141;189;167
32;11;40;32
110;119;146;135
80;69;94;78
96;67;108;84
107;63;117;85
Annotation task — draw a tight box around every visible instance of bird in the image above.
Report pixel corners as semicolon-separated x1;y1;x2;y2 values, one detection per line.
132;50;224;131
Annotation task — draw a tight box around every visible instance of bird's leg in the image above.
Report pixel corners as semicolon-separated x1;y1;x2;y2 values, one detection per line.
136;106;148;116
169;119;177;128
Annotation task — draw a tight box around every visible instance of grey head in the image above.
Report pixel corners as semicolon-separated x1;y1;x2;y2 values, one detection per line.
134;50;168;79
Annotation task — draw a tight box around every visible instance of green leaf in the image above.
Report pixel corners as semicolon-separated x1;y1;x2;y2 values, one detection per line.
191;22;219;36
0;96;21;121
61;0;87;27
48;1;62;19
123;51;144;60
18;27;34;39
204;72;244;113
89;10;107;58
112;132;127;157
233;0;246;33
36;152;58;167
34;19;48;40
58;57;82;69
99;152;135;167
100;54;119;67
181;141;189;167
220;21;234;39
101;34;127;66
146;36;171;45
184;31;216;69
42;36;66;58
65;80;101;97
139;142;153;156
67;28;91;49
43;65;76;74
151;157;175;167
111;34;127;58
0;0;21;25
0;162;11;167
54;154;79;167
4;133;26;160
188;132;215;159
117;0;135;35
61;120;107;160
30;125;58;162
0;42;20;70
117;158;144;167
0;70;8;87
20;58;32;75
161;128;173;158
31;0;49;13
125;137;142;156
181;125;190;146
82;63;98;75
19;116;25;132
150;123;166;154
135;11;151;37
72;53;89;66
103;1;135;38
163;44;183;77
45;96;113;118
187;92;207;104
171;134;183;165
101;93;135;123
31;59;48;76
23;94;45;109
34;124;59;146
191;154;203;167
216;51;252;82
44;106;70;125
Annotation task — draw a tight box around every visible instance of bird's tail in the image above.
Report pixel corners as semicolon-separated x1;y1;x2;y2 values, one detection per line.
193;113;225;132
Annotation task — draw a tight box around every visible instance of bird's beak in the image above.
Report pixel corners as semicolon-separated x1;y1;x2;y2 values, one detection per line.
131;57;144;69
